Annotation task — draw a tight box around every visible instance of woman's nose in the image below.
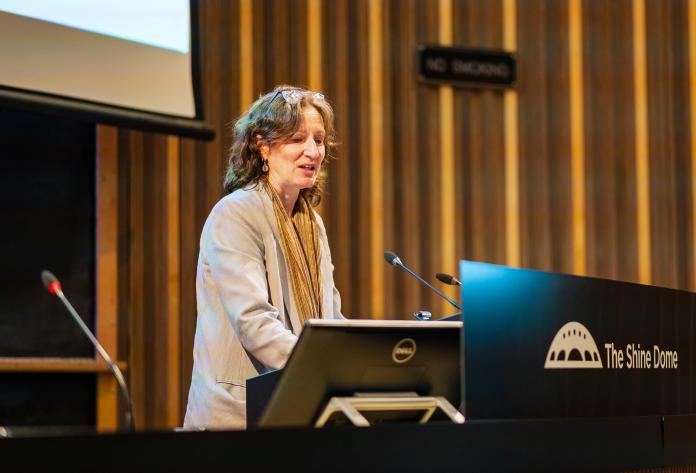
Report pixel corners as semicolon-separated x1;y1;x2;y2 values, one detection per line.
304;138;319;158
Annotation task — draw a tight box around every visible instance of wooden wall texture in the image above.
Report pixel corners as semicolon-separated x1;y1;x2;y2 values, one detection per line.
101;0;696;429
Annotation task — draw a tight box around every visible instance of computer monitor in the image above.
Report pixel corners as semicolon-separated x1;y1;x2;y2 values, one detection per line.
257;319;462;428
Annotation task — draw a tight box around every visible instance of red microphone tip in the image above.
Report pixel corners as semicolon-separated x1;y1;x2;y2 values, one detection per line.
48;281;61;295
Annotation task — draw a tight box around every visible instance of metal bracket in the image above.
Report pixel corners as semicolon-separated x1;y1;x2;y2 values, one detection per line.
314;394;465;427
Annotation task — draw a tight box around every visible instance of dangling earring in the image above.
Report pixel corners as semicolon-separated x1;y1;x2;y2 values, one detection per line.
262;159;269;173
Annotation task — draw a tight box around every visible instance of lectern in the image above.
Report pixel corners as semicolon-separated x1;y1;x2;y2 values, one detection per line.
459;260;696;420
248;319;463;428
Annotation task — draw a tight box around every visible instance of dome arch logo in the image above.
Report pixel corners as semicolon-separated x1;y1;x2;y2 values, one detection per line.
544;321;603;369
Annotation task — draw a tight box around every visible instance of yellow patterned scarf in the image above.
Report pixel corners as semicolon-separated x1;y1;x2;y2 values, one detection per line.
263;180;322;324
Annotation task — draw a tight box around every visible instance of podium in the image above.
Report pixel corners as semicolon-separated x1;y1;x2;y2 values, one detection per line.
459;260;696;420
251;261;696;426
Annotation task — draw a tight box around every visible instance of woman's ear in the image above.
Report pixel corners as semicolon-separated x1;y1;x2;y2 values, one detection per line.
255;134;268;159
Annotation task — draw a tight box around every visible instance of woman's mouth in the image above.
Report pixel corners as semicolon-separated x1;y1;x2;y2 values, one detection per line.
299;165;315;175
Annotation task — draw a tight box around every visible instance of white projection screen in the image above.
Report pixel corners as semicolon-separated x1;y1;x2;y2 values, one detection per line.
0;0;212;139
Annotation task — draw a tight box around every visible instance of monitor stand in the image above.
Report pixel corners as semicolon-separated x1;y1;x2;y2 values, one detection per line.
314;392;465;427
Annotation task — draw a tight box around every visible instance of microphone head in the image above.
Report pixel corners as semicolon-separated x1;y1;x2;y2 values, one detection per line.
383;251;402;266
436;272;461;286
435;272;454;284
41;270;61;295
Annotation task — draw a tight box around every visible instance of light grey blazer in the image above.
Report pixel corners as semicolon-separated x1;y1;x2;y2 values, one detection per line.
183;186;343;430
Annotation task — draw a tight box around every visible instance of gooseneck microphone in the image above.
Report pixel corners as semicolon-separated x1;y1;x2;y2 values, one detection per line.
41;270;134;431
383;251;463;311
436;272;462;287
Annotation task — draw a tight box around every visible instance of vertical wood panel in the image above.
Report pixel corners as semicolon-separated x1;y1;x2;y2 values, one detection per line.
519;0;549;269
690;0;696;292
240;0;254;111
583;0;637;282
634;0;652;284
417;0;442;314
439;0;456;314
289;0;308;86
96;125;119;431
149;135;165;426
118;132;184;429
674;0;693;291
452;0;506;307
545;0;573;274
381;1;397;317
645;0;674;287
322;0;353;314
584;0;616;280
669;0;695;294
179;138;198;421
569;0;587;276
252;0;267;92
307;0;322;91
270;0;289;82
202;1;226;211
503;0;520;268
348;0;372;318
124;131;145;428
165;136;181;427
386;0;423;318
646;0;692;290
369;0;385;319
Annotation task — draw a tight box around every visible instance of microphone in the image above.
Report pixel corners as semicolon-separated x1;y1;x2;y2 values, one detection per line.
436;272;462;287
41;270;135;431
383;251;462;311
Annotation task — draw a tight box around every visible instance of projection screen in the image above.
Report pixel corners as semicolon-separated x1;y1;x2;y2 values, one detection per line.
0;0;212;139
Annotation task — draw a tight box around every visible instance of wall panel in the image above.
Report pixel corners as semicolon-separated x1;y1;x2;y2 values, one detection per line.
583;0;638;282
518;0;557;271
453;0;506;270
412;0;442;316
386;0;424;318
646;0;692;290
321;0;352;314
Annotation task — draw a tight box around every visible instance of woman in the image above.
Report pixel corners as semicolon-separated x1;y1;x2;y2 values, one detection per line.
184;86;343;429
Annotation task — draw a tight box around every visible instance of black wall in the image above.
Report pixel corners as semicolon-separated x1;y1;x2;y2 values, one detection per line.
0;108;96;427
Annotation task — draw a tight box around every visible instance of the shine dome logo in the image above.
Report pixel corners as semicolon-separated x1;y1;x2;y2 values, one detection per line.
544;321;603;369
544;321;679;370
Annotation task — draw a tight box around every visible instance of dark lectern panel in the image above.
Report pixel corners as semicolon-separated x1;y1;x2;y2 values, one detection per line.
0;373;95;426
0;108;95;357
460;261;696;419
663;415;696;466
0;417;664;473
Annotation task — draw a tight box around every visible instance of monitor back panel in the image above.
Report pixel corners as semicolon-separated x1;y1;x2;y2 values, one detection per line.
260;321;461;428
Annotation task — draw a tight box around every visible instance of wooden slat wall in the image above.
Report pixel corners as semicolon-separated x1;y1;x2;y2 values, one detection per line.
646;0;692;290
101;0;696;428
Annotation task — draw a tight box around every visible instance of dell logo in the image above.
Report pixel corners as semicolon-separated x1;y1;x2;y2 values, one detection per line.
392;338;416;364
